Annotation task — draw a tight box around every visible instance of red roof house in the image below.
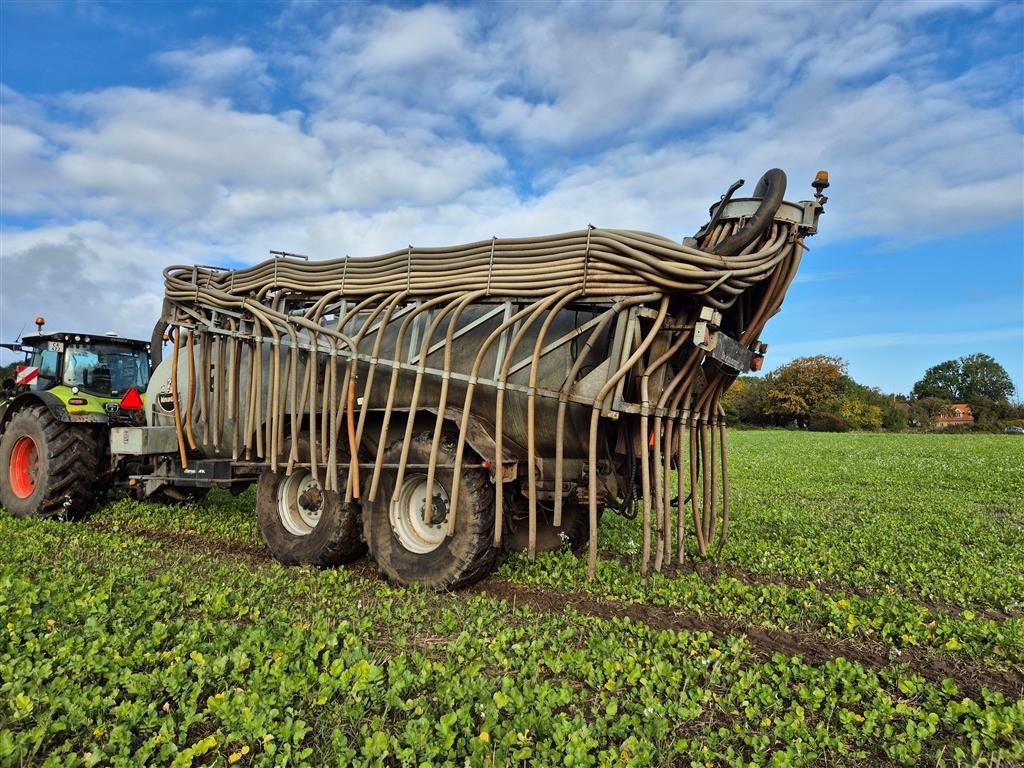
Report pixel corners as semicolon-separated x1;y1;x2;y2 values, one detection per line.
934;403;974;428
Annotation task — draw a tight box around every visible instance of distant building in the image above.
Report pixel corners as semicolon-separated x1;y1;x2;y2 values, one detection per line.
934;403;974;428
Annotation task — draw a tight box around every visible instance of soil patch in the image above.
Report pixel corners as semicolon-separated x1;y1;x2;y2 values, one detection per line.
614;555;1019;622
468;579;1024;700
88;522;271;566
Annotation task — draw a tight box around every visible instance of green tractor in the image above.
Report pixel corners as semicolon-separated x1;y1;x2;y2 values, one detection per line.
0;318;152;518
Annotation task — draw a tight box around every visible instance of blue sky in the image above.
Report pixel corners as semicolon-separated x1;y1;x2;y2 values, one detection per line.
1;0;1022;397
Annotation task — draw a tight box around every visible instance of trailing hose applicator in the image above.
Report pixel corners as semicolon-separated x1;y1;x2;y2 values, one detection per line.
151;169;827;588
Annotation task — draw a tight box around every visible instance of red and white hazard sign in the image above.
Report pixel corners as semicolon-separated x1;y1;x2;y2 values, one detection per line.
15;365;39;386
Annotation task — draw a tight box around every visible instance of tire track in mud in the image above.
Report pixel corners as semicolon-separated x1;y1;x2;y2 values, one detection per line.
89;522;270;564
88;521;1024;699
468;580;1024;700
602;552;1018;622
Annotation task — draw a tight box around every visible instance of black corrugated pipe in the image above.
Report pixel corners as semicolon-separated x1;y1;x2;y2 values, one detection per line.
150;317;168;371
712;169;787;257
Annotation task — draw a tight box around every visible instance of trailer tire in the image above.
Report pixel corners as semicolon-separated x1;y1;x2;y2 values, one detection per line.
0;404;100;519
256;437;366;567
365;432;496;591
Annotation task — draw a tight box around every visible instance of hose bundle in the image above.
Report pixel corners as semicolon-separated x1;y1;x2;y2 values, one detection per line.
159;169;824;579
165;225;789;308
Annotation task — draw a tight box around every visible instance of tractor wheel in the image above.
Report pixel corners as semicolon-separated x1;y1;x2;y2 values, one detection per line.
0;404;100;519
256;437;365;567
364;432;496;591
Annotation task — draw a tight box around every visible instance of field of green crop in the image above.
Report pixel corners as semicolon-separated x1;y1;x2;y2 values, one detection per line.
2;432;1022;767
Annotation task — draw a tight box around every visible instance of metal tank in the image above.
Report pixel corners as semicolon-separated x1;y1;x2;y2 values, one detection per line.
149;301;615;462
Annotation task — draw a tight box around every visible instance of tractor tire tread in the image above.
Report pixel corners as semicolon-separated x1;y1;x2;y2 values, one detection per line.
0;404;100;519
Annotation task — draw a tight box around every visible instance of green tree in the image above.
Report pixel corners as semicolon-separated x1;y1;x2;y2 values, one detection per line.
908;397;953;429
911;359;960;400
959;353;1015;402
912;353;1014;403
839;396;884;430
761;355;847;426
725;355;916;430
721;376;767;425
882;402;909;431
0;361;17;390
840;378;905;430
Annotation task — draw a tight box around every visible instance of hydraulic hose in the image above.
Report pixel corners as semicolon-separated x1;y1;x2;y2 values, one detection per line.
150;317;168;370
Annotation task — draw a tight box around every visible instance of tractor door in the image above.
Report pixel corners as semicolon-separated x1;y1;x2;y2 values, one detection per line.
26;343;61;391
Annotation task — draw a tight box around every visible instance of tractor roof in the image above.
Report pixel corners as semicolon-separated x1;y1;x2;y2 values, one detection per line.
20;331;150;348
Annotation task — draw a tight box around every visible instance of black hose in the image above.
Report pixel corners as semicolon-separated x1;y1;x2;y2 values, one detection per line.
150;318;168;371
712;169;787;257
693;178;745;242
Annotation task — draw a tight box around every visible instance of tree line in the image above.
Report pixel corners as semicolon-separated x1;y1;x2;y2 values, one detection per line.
722;353;1021;432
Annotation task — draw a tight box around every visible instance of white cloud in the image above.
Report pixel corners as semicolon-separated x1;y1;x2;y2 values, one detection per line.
0;230;166;343
312;120;507;209
357;5;471;73
154;44;274;103
156;44;268;85
5;88;326;223
1;0;1021;353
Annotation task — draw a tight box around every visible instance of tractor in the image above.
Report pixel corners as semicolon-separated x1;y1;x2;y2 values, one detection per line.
0;318;151;518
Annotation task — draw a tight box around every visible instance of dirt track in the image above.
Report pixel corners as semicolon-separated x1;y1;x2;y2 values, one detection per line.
468;579;1024;700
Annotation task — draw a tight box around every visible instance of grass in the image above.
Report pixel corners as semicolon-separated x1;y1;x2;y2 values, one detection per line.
2;431;1022;767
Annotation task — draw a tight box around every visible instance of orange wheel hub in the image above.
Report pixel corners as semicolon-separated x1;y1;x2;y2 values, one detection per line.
9;436;39;499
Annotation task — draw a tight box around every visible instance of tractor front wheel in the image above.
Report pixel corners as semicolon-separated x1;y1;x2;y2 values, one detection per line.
0;404;100;518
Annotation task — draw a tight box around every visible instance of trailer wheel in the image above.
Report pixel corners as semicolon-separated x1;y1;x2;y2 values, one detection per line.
0;404;100;519
365;433;496;590
256;438;366;567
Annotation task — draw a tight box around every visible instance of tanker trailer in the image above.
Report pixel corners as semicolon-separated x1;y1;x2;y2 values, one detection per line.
120;168;829;589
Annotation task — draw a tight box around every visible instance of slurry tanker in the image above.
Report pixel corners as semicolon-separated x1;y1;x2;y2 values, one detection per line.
0;169;829;589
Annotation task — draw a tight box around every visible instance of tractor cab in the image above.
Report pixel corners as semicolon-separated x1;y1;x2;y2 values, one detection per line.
18;333;151;397
1;319;152;425
0;319;154;519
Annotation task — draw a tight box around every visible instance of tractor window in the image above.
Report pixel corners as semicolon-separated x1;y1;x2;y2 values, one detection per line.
63;343;150;396
29;349;60;390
